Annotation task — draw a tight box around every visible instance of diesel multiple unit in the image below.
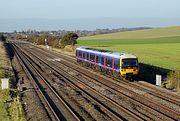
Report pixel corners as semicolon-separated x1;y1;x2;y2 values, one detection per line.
76;46;139;78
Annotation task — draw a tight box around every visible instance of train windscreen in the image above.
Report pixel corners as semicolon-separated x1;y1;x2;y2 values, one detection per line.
122;58;138;68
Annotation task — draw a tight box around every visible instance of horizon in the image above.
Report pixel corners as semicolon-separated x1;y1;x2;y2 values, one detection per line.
1;18;180;32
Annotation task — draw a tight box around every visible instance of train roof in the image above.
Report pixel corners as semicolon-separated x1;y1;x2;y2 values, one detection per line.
76;46;137;59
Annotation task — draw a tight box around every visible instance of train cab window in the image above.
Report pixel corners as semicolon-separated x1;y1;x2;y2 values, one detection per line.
101;56;104;65
96;54;100;63
106;57;112;68
114;58;120;69
90;53;95;62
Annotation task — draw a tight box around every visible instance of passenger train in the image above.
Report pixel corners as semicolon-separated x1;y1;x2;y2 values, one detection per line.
76;46;139;78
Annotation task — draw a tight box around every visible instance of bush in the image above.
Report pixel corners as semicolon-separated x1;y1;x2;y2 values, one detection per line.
52;39;60;48
60;32;78;48
0;34;6;42
164;70;180;91
64;45;75;52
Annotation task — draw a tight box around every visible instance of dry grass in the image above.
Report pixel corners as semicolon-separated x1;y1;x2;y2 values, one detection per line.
164;71;180;92
63;45;75;52
0;42;9;78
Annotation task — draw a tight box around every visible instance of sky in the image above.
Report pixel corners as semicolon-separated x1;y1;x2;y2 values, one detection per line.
0;0;180;32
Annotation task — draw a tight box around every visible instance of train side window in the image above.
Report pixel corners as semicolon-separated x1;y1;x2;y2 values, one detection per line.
106;57;112;68
101;56;104;65
90;53;95;62
96;54;100;63
114;58;120;69
82;52;85;59
85;52;88;60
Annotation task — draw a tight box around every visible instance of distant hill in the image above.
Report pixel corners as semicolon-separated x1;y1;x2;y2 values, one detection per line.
79;26;180;40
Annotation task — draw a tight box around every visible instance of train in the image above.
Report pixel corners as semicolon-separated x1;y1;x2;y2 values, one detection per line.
76;46;139;78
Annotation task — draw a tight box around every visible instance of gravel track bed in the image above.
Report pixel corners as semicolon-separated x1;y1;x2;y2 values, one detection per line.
137;81;180;99
19;46;114;121
28;48;164;120
49;73;111;121
23;46;142;120
45;56;177;120
11;50;51;121
58;64;169;121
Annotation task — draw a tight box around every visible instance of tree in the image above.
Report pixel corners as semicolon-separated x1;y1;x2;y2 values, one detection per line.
0;34;6;42
60;32;78;48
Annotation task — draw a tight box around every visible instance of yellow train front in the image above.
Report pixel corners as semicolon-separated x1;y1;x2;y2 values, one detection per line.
119;54;139;78
76;47;139;78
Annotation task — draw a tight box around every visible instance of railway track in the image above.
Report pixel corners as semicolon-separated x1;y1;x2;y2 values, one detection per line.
11;41;180;121
37;43;180;105
13;41;143;120
28;47;179;121
12;43;81;121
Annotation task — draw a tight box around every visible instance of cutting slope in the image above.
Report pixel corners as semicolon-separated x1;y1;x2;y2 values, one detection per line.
80;26;180;40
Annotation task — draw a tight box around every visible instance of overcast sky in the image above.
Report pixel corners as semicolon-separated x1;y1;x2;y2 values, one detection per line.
0;0;180;32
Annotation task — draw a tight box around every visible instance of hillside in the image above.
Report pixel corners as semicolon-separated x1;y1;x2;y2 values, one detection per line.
77;26;180;70
79;26;180;40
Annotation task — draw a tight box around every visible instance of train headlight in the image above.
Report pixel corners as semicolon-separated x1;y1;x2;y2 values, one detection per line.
121;69;125;72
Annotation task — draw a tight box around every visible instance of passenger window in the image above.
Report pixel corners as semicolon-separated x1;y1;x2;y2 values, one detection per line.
114;59;120;69
90;53;95;62
106;57;112;67
101;56;104;65
96;55;100;63
82;52;85;59
85;52;88;60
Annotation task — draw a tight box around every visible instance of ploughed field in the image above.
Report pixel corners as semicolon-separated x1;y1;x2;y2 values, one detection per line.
8;40;180;121
78;26;180;70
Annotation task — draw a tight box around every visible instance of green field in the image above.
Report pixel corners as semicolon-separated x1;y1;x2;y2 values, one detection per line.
80;26;180;40
78;27;180;70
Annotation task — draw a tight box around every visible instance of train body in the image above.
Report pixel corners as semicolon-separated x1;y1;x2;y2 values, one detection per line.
76;46;139;78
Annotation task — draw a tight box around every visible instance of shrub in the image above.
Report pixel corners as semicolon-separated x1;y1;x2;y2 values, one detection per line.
64;45;75;52
165;70;180;91
0;34;6;42
60;32;78;48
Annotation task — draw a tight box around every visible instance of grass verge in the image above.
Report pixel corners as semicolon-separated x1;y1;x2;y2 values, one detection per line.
0;42;25;121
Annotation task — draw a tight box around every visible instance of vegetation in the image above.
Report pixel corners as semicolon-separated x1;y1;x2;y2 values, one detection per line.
80;26;180;40
27;35;59;46
0;42;25;121
163;71;180;92
0;90;25;121
0;34;6;42
60;32;78;48
0;42;9;78
19;32;78;49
